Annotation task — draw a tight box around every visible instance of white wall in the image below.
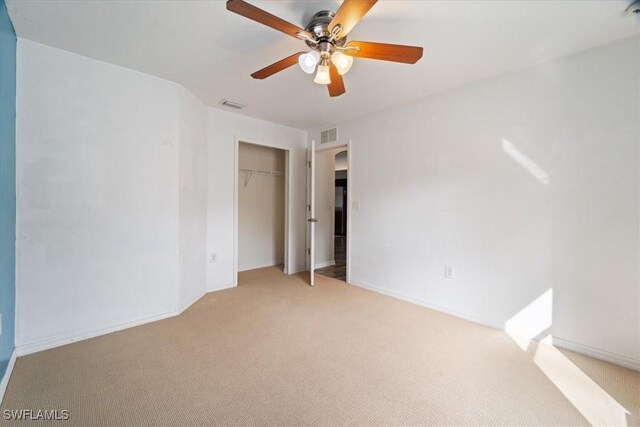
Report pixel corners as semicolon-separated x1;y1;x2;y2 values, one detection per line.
16;40;208;352
178;90;208;310
308;36;640;369
206;109;308;290
15;39;308;353
18;31;636;370
238;143;285;271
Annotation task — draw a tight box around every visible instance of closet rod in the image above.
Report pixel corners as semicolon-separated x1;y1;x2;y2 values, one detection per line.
240;168;284;188
239;168;283;176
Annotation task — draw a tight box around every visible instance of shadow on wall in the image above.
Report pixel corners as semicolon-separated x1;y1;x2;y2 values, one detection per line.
504;289;635;426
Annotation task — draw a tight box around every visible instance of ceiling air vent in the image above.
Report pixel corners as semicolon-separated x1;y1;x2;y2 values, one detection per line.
219;99;246;110
320;127;338;144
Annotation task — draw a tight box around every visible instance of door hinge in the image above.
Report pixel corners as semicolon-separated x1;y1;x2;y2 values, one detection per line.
307;248;311;255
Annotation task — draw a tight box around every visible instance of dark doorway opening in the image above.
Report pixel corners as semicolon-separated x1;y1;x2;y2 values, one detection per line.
316;162;347;281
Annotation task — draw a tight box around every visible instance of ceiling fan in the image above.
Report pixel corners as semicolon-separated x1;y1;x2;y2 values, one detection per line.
226;0;423;97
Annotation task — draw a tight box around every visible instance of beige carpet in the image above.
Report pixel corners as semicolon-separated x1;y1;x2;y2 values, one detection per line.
2;267;638;426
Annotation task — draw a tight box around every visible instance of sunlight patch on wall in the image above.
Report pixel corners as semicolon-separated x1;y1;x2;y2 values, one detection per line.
505;288;631;426
505;288;553;350
502;138;550;184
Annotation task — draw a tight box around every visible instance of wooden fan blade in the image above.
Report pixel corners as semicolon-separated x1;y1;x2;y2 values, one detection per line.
327;66;346;97
329;0;377;37
345;41;423;64
251;52;305;79
227;0;311;39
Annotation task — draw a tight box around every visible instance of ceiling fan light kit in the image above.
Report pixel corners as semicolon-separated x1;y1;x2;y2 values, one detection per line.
314;59;332;85
331;51;353;76
226;0;423;97
298;50;320;74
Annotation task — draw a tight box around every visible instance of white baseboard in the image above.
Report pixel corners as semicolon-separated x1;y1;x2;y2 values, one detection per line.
16;284;239;358
349;280;501;330
0;349;17;404
349;279;639;372
552;337;639;371
207;283;236;293
314;260;336;269
15;310;178;357
290;265;307;275
179;290;207;314
13;278;639;373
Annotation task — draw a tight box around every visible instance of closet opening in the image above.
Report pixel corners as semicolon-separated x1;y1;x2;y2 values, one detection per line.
234;141;289;284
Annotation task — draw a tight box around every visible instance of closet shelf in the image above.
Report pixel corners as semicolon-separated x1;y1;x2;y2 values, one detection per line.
240;168;284;187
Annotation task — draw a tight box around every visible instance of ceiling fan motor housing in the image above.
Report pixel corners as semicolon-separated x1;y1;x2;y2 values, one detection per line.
304;11;347;51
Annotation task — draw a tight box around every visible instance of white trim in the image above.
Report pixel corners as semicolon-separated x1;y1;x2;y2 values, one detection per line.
312;138;353;283
0;349;17;404
233;138;239;287
238;262;287;273
314;260;335;269
207;283;236;293
349;279;640;371
349;279;500;329
284;150;290;276
178;290;206;315
233;137;293;286
315;139;350;152
345;143;352;283
15;310;179;356
291;264;307;275
552;337;640;372
17;283;238;357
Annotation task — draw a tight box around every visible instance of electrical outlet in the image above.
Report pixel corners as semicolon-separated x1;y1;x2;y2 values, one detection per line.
444;266;454;279
209;253;217;263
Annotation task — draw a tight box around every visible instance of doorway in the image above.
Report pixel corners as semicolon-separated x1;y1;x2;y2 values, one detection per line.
316;149;349;282
314;148;349;282
236;141;289;280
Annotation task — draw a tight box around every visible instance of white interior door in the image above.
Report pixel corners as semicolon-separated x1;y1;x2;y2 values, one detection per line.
308;140;317;286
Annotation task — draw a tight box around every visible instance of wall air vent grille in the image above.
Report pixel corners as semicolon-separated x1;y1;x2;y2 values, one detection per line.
320;127;338;144
219;99;246;110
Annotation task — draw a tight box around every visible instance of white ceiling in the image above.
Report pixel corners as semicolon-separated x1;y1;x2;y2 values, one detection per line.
7;0;639;129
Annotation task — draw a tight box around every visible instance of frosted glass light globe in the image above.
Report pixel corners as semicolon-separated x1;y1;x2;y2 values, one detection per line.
331;51;353;75
298;51;320;74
